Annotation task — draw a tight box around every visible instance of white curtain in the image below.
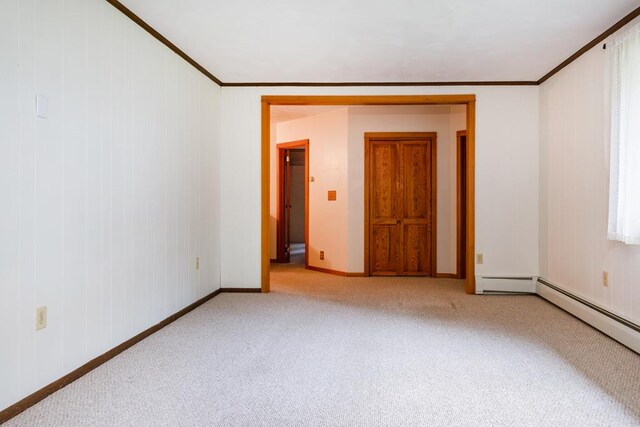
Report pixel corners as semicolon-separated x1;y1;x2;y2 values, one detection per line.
608;22;640;245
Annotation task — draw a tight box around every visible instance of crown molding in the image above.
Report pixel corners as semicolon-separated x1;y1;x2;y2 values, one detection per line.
104;0;223;86
222;81;538;87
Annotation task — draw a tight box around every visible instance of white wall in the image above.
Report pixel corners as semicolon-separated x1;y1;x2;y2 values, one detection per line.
0;0;221;411
539;16;640;324
276;109;350;271
221;86;539;287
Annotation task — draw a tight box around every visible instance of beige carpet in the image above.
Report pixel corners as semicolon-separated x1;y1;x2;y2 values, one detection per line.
6;263;640;426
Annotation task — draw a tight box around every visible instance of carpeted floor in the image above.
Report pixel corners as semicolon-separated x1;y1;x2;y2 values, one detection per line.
6;263;640;426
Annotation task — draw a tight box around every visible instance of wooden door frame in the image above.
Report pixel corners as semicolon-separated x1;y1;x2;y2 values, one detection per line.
364;132;437;277
276;140;310;267
456;130;467;279
261;95;476;294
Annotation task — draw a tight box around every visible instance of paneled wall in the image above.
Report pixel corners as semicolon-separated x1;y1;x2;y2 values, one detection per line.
0;0;221;410
539;16;640;325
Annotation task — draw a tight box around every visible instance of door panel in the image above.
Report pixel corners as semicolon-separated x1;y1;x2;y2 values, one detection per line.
371;143;401;220
403;143;430;220
369;143;402;275
401;141;431;275
403;224;430;275
372;224;400;275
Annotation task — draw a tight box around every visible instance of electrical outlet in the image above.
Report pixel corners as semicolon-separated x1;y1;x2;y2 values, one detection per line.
36;306;47;330
195;257;200;270
603;271;608;287
320;251;324;260
476;253;484;264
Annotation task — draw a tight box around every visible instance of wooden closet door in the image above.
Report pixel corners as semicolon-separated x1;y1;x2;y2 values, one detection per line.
401;141;432;276
367;135;434;277
370;142;402;275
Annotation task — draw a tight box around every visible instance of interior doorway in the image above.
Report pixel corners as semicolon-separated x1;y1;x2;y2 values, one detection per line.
456;130;467;279
261;95;476;294
276;140;309;267
364;132;437;276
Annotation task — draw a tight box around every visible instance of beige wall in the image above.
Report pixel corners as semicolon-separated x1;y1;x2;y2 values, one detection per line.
275;109;350;271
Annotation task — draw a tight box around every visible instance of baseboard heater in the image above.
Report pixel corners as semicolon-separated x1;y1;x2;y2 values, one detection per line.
536;278;640;354
475;276;537;294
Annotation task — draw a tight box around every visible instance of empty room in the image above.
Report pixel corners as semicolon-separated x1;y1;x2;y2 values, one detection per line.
1;0;640;425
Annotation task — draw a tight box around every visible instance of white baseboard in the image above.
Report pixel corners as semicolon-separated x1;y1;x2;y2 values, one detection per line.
475;276;537;294
536;278;640;354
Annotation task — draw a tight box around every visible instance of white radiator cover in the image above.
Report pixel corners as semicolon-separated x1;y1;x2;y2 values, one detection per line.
475;275;640;354
475;276;538;294
536;279;640;354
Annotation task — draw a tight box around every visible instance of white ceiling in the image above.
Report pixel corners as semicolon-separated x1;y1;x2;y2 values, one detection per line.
119;0;638;83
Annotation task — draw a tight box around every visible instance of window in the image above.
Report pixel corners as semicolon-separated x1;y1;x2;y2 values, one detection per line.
608;22;640;245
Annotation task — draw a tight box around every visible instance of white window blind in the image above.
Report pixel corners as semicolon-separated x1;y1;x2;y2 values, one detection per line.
608;22;640;245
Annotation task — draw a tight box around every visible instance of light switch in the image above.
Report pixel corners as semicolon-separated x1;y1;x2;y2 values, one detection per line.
36;95;48;119
328;190;337;201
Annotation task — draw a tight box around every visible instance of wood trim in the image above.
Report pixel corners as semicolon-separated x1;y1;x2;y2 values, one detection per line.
306;265;366;277
261;95;476;294
262;95;476;106
304;145;310;268
361;132;437;140
261;100;271;293
220;288;262;293
276;140;310;267
0;289;222;424
435;273;458;279
456;130;467;280
363;132;438;277
431;135;438;278
103;0;222;86
224;81;537;87
537;6;640;84
277;140;310;149
364;137;371;276
465;102;476;294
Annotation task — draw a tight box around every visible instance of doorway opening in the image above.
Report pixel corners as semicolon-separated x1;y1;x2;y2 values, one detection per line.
456;130;467;279
276;140;309;267
262;95;476;294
